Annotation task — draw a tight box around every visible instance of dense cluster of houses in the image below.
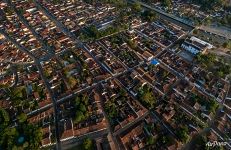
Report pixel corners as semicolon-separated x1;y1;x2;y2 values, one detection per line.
0;0;230;149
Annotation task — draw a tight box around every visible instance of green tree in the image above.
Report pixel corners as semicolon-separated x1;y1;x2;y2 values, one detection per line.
68;76;77;89
75;96;81;107
51;0;61;4
127;39;137;49
204;17;212;25
146;136;156;145
74;111;84;124
223;42;228;48
138;84;156;108
207;99;219;113
105;102;118;118
162;0;172;8
0;124;41;149
79;103;87;112
132;2;142;12
0;127;18;149
0;108;10;130
176;126;189;143
194;135;208;150
82;94;89;105
23;124;43;149
193;29;199;34
119;88;126;97
222;41;231;49
142;10;157;22
82;138;93;150
17;113;27;123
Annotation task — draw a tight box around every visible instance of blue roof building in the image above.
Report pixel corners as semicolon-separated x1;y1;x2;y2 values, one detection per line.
150;59;159;66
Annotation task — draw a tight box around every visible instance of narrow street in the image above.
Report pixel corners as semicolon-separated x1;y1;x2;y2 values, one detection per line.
1;1;230;150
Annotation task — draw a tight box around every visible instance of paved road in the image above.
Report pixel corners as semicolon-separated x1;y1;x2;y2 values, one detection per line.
3;1;229;150
151;111;178;138
0;2;63;148
27;61;144;118
95;86;119;150
61;128;108;150
33;0;78;42
130;0;231;44
0;29;37;60
113;111;149;136
21;4;154;149
183;105;231;149
129;0;194;31
208;49;231;60
36;62;62;150
6;0;55;55
97;41;129;70
0;61;33;77
199;25;231;40
0;28;62;150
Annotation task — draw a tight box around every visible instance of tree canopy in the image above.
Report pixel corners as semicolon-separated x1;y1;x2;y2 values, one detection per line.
192;0;223;11
146;135;156;145
0;108;42;150
73;94;89;124
82;138;94;150
17;113;27;123
131;2;142;12
138;84;156;108
176;126;189;143
162;0;172;8
142;10;157;22
196;53;231;78
0;108;10;130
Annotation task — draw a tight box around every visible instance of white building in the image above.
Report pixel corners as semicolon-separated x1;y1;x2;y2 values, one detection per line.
181;36;214;55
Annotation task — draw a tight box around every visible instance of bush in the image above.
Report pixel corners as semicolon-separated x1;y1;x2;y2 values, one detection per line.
142;10;157;22
82;138;93;150
176;126;189;143
73;94;89;124
138;84;156;108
